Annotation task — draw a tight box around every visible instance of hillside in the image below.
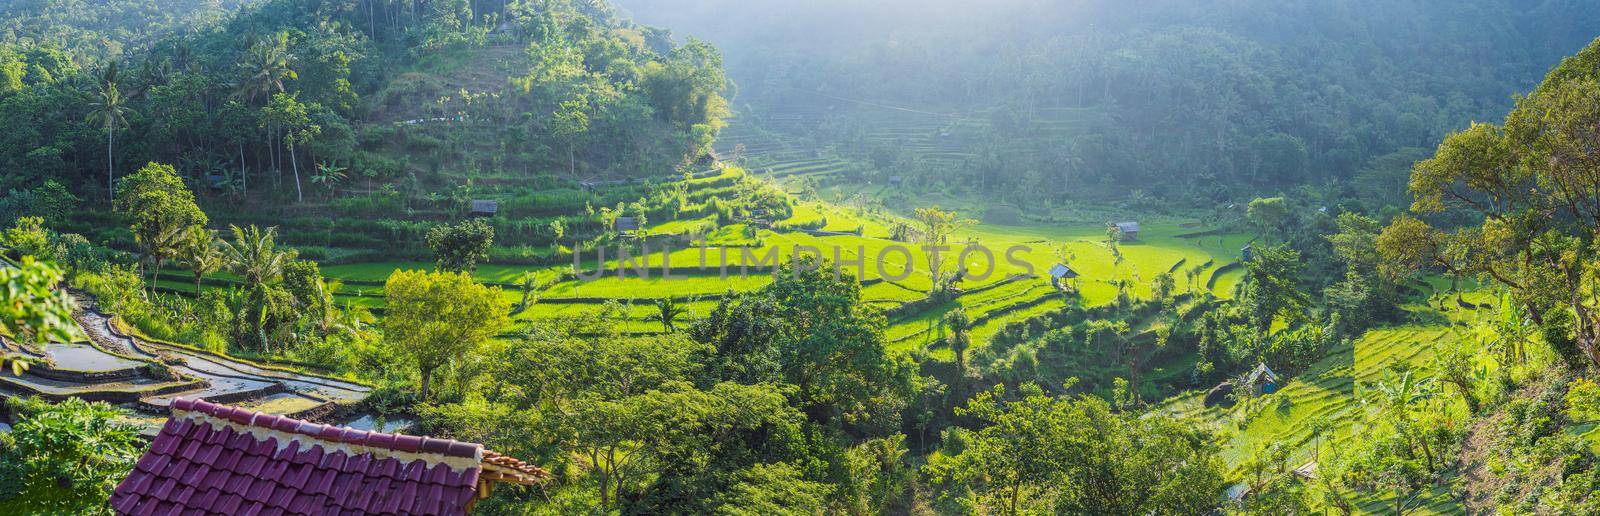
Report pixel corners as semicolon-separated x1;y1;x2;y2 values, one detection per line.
621;0;1600;201
0;0;249;60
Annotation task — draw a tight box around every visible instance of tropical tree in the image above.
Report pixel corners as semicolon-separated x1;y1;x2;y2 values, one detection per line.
1237;243;1309;335
690;259;913;434
382;269;510;400
1364;370;1440;471
311;161;347;196
0;258;78;347
217;225;295;349
927;384;1224;515
178;227;224;296
0;397;142;514
425;219;494;273
651;297;688;333
944;308;972;396
264;93;315;203
217;225;292;288
551;98;589;176
911;206;973;291
85;63;130;204
235;32;295;104
1379;39;1600;368
114;163;208;291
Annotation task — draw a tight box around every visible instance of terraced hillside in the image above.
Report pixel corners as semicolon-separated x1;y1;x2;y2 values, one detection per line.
1;260;375;435
1157;286;1500;514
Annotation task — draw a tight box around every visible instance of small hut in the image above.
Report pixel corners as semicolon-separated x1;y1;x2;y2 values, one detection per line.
1112;221;1140;241
887;175;904;186
1048;263;1078;288
1245;363;1281;395
614;216;639;232
469;200;498;218
1241;244;1254;261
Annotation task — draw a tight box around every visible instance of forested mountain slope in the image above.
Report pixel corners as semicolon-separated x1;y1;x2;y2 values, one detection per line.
0;0;250;60
619;0;1600;200
0;0;727;245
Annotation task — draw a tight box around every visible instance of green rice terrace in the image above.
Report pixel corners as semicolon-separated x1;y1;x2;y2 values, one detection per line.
1;260;378;436
163;166;1250;351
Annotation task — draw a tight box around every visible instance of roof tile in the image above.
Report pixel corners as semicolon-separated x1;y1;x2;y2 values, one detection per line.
366;432;397;450
215;493;243;514
317;424;345;441
158;459;185;479
111;493;142;514
180;463;209;486
423;484;446;514
259;459;290;483
245;478;274;503
224;473;252;493
285;463;315;490
216;449;243;471
190;488;218;509
420;437;451;455
268;484;297;508
171;486;196;506
344;454;370;474
394;434;424;453
446;441;479;458
308;466;333;493
253;436;278;456
178;440;202;460
320;452;346;472
403;460;428;482
295;444;325;468
338;427;369;444
272;439;301;462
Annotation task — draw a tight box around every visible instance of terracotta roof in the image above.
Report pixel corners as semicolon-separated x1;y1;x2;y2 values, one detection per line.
111;398;546;515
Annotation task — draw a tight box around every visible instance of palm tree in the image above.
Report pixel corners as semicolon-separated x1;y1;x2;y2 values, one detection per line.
652;297;688;333
137;223;192;295
86;63;130;204
943;308;972;398
234;34;295;104
179;228;224;296
218;225;295;350
235;33;294;189
218;225;292;287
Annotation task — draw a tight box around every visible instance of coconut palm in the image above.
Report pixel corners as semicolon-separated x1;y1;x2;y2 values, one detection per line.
234;33;295;104
179;228;225;295
137;223;192;295
944;308;972;395
217;225;293;287
86;63;130;204
218;225;295;351
652;297;688;333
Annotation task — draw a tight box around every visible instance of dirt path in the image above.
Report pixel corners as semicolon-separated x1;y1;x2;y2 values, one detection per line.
1456;409;1503;514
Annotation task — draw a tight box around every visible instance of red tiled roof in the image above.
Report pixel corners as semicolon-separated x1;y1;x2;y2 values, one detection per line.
111;398;546;516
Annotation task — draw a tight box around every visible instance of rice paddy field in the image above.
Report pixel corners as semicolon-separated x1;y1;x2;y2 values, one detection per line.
165;194;1251;343
1152;280;1505;515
